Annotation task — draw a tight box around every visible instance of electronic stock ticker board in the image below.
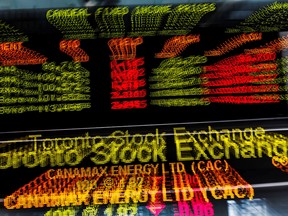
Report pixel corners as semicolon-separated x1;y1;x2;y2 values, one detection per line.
1;1;288;216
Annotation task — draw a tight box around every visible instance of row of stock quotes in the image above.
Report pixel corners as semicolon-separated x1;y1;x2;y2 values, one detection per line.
1;125;288;215
1;3;288;114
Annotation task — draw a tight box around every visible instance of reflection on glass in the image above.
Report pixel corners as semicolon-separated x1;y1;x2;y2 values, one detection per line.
227;199;284;216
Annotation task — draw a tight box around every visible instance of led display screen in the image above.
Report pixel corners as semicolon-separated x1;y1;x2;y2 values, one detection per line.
0;2;287;131
1;1;288;215
1;119;288;215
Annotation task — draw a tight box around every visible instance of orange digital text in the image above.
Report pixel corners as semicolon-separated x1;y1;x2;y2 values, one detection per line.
155;35;200;58
108;37;143;60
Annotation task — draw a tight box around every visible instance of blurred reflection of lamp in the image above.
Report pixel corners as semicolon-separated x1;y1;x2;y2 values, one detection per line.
83;0;97;6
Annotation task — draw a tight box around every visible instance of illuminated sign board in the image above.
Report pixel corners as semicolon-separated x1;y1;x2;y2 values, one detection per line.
0;2;286;131
1;121;288;215
0;1;288;215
